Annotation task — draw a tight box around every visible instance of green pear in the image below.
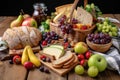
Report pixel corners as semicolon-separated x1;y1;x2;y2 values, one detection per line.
10;14;24;28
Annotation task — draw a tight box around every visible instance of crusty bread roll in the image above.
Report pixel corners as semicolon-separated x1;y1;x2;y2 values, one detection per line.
2;26;42;50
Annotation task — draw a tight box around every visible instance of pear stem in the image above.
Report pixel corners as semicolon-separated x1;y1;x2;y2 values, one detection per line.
20;9;24;15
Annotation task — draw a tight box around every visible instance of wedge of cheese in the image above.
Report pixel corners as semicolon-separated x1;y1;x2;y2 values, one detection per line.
43;47;65;60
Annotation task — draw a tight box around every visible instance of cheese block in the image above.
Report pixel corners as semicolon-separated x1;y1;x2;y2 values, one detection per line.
43;47;64;60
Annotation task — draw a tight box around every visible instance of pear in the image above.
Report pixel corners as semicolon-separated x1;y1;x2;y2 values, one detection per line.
27;45;41;67
10;14;24;28
21;46;29;65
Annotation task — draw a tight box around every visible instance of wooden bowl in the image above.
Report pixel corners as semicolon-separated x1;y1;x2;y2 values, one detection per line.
86;38;112;53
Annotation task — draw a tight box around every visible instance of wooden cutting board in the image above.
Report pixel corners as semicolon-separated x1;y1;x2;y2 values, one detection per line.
36;53;79;76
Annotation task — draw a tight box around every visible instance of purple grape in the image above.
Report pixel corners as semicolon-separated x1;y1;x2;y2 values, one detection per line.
46;57;51;62
44;68;50;74
94;33;100;39
9;60;13;64
88;36;93;41
39;66;44;72
90;33;94;38
94;39;100;44
64;38;68;43
43;33;47;37
100;39;106;44
47;39;52;44
87;34;91;37
71;18;78;24
47;32;50;35
99;33;105;39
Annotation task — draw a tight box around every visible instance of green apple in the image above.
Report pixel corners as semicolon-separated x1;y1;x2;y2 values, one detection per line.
74;65;84;75
74;42;88;54
88;66;99;77
22;17;38;28
88;54;107;72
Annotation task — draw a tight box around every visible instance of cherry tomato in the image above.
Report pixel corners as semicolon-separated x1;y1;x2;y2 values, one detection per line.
13;55;21;64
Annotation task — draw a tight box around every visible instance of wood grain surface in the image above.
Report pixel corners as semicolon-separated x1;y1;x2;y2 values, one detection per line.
0;15;120;80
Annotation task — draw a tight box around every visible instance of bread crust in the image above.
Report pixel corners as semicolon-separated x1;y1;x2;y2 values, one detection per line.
52;51;73;66
62;54;79;69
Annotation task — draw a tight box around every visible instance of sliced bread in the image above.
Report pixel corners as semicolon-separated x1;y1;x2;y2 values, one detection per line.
76;7;93;26
52;51;73;66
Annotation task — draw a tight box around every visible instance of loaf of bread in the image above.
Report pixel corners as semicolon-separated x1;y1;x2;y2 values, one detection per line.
2;26;42;50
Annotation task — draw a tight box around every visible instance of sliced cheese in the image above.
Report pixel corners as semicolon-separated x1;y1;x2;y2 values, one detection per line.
43;47;64;60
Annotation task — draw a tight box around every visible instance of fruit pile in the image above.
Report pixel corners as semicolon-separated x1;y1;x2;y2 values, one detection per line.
96;17;118;37
74;24;91;30
9;45;41;70
73;42;107;77
87;32;112;44
10;14;38;28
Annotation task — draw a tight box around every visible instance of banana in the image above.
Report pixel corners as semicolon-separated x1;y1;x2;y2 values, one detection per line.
21;46;29;65
27;46;41;67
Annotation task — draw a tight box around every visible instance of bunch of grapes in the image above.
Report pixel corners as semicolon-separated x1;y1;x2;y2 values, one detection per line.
96;18;118;37
87;32;111;44
58;15;78;34
41;31;59;45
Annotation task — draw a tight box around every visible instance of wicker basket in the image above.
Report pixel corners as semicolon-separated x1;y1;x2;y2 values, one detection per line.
86;38;112;53
50;22;96;42
50;0;96;42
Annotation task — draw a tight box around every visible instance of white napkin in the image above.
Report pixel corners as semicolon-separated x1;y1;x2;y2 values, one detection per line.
98;17;120;23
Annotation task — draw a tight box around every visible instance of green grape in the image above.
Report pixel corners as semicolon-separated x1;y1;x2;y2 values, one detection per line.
85;5;92;12
112;31;118;36
108;32;113;36
105;28;109;33
98;26;102;31
111;27;118;32
96;23;100;27
102;26;107;30
102;29;106;33
103;21;108;26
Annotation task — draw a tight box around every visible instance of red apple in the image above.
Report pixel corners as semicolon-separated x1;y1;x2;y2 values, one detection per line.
22;17;37;28
13;55;21;64
24;61;34;70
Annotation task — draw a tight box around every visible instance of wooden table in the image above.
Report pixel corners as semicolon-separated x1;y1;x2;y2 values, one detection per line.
0;14;120;80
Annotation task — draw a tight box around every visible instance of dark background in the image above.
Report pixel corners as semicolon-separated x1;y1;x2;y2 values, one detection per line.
0;0;120;16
